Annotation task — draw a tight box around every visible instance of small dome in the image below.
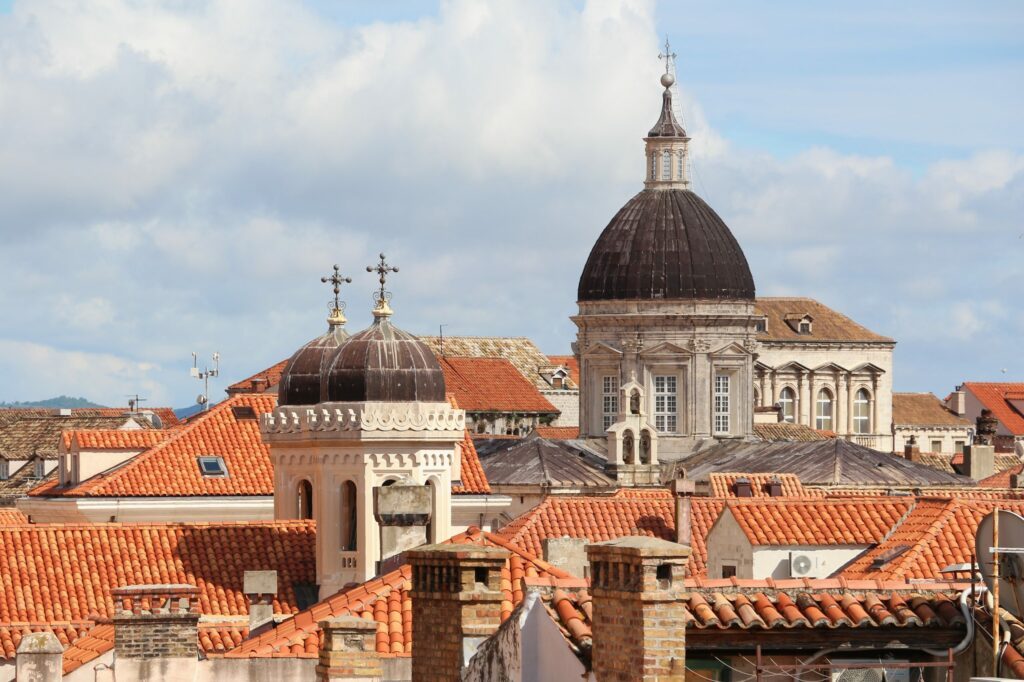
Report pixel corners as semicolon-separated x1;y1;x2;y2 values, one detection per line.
277;325;350;406
322;316;446;403
578;189;755;302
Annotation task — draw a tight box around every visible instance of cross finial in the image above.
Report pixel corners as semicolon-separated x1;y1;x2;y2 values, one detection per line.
320;264;352;326
658;36;676;76
367;253;399;317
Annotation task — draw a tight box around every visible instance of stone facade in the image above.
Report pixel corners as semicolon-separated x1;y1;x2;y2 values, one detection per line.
407;544;509;682
574;299;759;459
587;537;690;681
264;401;464;596
755;341;894;452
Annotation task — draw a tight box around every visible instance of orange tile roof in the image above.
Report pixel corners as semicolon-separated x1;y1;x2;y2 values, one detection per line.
225;527;569;658
437;357;558;414
846;498;1024;580
452;431;491;495
0;509;28;525
893;393;972;427
545;579;965;654
66;429;171;451
708;473;811;498
724;498;911;546
0;520;315;660
34;394;276;498
755;298;893;343
534;426;580;439
979;462;1024;488
0;622;92;662
226;359;289;395
546;355;579;386
494;489;722;577
964;382;1024;435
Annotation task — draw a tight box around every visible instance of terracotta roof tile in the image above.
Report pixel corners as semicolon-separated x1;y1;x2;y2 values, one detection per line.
67;429;170;450
755;298;893;343
753;422;830;442
893;393;972;427
964;382;1024;435
452;431;491;495
0;509;28;525
420;336;554;390
437;357;557;414
60;622;114;674
547;582;964;653
708;473;813;498
226;527;567;659
35;394;276;498
724;498;910;546
534;426;580;439
979;462;1024;488
226;359;289;395
546;355;579;386
0;520;315;661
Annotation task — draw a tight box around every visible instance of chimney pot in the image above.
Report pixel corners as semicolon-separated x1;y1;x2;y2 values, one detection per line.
904;435;921;461
112;584;199;679
734;477;752;498
244;570;278;633
316;616;382;680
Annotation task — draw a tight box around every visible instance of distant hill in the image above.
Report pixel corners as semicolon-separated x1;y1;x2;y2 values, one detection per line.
174;403;216;420
0;395;105;409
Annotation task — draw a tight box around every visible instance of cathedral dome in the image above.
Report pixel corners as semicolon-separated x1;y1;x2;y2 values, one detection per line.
577;189;755;302
277;324;350;406
322;311;446;403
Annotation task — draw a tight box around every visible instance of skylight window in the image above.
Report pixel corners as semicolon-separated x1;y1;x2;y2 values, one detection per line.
231;406;257;420
197;456;228;478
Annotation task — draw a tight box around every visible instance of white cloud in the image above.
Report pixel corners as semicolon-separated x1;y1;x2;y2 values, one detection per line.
0;0;1020;406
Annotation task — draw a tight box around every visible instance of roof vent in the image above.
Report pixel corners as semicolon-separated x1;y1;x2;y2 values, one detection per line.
734;477;752;498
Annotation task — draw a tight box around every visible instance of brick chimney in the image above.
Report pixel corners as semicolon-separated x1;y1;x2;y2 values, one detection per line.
671;474;696;546
111;584;199;679
587;536;691;681
543;536;590;578
407;544;510;681
904;435;921;461
244;570;277;633
316;616;382;681
15;631;62;682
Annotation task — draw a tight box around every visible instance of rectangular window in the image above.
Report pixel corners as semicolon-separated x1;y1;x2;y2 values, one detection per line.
197;456;228;478
931;439;943;453
0;460;7;481
714;374;730;434
955;440;965;454
677;152;684;178
654;375;677;433
661;150;671;180
601;375;619;431
721;564;737;579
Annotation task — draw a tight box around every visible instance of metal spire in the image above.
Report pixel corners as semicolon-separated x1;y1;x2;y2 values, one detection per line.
367;253;399;317
658;36;676;77
321;264;352;327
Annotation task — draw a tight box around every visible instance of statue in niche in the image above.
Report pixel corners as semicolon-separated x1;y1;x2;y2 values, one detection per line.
630;389;641;415
640;430;651;464
622;430;635;464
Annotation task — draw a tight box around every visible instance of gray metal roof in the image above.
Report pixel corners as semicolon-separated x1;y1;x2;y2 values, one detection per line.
478;434;614;488
672;438;975;487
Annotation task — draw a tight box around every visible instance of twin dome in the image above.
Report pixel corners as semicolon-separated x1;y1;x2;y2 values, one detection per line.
277;314;447;407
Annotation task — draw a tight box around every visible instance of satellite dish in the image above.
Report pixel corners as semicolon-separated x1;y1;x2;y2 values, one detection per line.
196;394;208;406
976;510;1024;618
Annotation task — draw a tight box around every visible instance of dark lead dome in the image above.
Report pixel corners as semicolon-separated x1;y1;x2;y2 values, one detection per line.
577;189;755;302
277;325;350;406
322;315;446;403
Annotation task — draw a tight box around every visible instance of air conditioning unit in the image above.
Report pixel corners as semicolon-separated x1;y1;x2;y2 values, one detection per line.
789;551;816;577
831;661;909;682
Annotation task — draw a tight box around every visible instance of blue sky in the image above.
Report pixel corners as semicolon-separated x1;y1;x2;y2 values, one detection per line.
0;0;1020;408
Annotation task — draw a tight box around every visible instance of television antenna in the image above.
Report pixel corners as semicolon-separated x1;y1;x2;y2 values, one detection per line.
976;509;1024;669
125;394;147;412
191;351;221;411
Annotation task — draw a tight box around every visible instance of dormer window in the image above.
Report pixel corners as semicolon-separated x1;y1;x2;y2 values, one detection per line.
755;319;767;333
32;459;45;479
0;460;8;481
799;320;811;334
784;314;813;335
552;376;563;389
197;456;228;478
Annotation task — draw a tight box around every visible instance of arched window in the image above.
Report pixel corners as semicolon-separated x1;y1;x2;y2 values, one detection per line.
650;154;656;180
815;389;833;431
297;479;313;520
661;150;671;180
853;389;871;434
622;430;635;464
677;151;684;178
753;387;761;407
340;481;357;551
778;388;796;423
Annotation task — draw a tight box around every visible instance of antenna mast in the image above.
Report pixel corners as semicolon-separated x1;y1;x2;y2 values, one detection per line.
190;351;221;411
